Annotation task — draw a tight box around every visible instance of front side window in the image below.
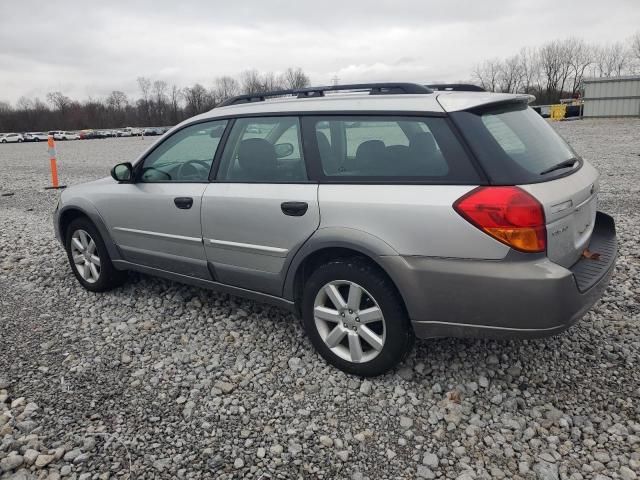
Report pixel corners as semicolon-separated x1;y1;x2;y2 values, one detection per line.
216;117;307;182
140;120;227;182
308;116;480;182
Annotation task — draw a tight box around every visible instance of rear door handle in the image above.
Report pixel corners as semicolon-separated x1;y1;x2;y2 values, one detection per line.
281;201;308;217
174;197;193;209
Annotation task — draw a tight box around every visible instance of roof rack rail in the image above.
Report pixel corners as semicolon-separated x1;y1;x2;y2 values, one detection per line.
426;84;485;92
217;82;433;107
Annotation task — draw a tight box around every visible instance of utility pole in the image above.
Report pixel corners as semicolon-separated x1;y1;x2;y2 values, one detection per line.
331;75;340;86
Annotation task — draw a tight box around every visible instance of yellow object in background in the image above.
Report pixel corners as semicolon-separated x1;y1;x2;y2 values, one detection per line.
550;104;567;121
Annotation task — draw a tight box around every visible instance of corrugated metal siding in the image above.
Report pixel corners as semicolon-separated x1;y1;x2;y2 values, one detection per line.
583;76;640;117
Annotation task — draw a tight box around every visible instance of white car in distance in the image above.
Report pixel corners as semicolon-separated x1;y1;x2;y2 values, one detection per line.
0;133;24;143
49;131;80;141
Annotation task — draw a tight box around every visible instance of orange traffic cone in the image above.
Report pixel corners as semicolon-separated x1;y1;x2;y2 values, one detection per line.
44;136;66;190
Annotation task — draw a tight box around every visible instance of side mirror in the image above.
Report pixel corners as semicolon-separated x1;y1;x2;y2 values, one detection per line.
274;142;294;158
111;162;133;182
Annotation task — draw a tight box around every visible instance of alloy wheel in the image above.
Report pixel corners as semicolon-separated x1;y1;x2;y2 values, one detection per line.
70;229;101;283
313;280;386;363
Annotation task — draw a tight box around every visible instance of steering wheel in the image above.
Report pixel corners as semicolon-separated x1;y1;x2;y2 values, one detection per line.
177;159;210;181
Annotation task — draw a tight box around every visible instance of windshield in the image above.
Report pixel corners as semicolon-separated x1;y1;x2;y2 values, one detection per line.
452;103;578;184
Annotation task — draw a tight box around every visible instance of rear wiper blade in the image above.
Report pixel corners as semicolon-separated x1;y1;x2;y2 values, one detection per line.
540;158;578;175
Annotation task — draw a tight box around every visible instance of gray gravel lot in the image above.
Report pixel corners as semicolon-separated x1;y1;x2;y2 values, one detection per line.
1;120;639;480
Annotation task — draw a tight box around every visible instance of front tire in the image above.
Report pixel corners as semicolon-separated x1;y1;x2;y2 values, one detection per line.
65;217;127;292
302;258;414;376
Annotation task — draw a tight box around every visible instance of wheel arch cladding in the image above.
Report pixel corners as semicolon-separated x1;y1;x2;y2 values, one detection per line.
59;204;121;262
284;228;410;319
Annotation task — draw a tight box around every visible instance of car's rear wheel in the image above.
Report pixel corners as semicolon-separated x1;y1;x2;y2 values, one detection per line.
65;217;127;292
302;258;414;376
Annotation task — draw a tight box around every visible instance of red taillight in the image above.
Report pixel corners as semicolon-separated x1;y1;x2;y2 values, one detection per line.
453;186;546;253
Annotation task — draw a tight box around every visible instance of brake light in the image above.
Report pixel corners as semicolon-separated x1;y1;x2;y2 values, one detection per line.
453;186;546;252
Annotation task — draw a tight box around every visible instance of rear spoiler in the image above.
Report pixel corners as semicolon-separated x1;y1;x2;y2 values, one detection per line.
436;92;536;112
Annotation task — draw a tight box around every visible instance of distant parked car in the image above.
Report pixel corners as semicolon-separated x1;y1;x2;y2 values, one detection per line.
79;130;97;140
52;131;80;141
102;130;118;138
24;132;49;142
118;127;142;136
53;131;80;140
143;127;164;136
1;133;24;143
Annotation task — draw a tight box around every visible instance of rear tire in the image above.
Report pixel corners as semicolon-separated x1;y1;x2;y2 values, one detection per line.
302;258;414;376
65;217;127;292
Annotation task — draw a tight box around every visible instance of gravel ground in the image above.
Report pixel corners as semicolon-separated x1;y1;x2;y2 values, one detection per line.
0;120;639;480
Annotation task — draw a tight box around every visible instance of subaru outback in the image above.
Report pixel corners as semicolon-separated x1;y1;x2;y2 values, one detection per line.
54;83;617;376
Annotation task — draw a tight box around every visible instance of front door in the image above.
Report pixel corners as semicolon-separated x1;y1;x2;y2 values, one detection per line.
202;116;319;295
96;120;228;279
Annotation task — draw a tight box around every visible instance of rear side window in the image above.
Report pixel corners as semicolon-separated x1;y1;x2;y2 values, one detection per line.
306;116;481;183
452;104;578;184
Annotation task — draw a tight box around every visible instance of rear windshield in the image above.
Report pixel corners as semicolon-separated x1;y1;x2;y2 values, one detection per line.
304;116;482;183
452;103;578;184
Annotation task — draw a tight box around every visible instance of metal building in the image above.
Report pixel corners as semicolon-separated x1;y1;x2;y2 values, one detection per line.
583;75;640;117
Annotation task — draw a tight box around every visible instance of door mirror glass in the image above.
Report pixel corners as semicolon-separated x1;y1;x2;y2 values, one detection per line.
111;162;133;182
274;142;294;158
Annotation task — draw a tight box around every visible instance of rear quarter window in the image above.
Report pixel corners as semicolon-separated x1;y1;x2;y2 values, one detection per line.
452;103;578;184
303;115;482;184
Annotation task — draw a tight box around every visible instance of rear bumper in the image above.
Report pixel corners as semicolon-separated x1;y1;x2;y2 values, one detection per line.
380;212;617;339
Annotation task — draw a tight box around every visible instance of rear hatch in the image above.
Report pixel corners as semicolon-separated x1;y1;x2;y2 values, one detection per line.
448;100;599;268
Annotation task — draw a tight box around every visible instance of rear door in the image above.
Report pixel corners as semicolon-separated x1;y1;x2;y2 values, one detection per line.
303;115;502;259
202;116;320;296
450;103;599;267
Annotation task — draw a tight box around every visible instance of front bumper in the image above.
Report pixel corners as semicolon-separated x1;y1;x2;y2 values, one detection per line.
380;212;617;339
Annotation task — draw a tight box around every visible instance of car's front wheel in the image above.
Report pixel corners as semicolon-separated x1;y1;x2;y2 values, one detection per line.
302;258;414;377
65;217;127;292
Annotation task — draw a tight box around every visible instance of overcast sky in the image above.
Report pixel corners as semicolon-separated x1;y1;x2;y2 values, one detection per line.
1;0;639;104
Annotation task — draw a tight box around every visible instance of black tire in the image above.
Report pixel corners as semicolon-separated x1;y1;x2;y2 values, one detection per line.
302;258;414;377
65;217;127;292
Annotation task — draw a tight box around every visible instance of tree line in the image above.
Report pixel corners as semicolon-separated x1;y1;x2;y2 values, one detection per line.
2;30;640;132
473;32;640;104
0;67;310;133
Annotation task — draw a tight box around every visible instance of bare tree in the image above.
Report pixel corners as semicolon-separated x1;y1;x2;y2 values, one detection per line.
153;80;168;124
46;91;72;111
518;47;541;94
566;38;594;95
538;39;574;100
106;91;128;111
631;31;640;64
594;42;629;77
16;96;34;111
262;72;283;91
169;84;182;124
183;84;212;116
498;55;524;93
240;69;264;95
472;59;501;92
282;67;310;89
137;76;152;123
212;76;240;103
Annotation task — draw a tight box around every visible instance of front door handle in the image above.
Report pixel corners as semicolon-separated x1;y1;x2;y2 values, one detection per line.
174;197;193;209
281;201;308;217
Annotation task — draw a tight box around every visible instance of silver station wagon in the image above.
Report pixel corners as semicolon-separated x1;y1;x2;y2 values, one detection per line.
54;83;617;376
